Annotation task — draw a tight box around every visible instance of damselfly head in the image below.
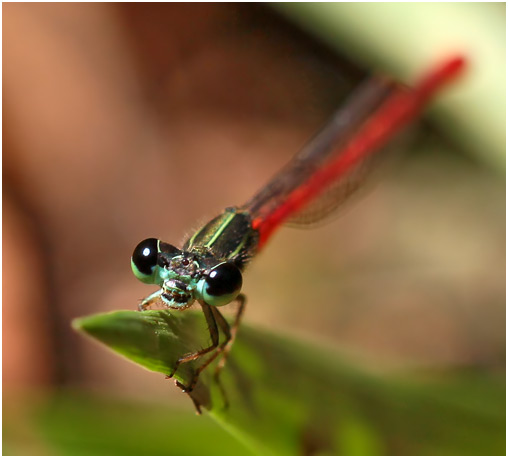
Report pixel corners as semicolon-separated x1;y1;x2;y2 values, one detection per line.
132;238;243;309
131;238;181;285
195;262;243;307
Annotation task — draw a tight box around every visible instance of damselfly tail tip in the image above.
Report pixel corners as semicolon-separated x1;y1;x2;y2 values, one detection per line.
418;55;467;95
437;55;467;79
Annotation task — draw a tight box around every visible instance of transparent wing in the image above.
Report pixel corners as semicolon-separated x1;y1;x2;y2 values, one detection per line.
284;151;377;227
242;76;398;224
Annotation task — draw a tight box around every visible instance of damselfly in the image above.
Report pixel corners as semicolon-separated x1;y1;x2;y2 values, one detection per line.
131;57;464;398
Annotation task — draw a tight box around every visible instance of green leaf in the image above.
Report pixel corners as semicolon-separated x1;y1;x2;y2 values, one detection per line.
73;309;505;455
3;390;253;456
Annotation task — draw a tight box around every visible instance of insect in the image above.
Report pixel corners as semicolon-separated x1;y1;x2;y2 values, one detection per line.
131;57;464;399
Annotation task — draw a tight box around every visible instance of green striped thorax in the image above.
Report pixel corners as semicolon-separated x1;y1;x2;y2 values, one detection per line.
131;207;258;309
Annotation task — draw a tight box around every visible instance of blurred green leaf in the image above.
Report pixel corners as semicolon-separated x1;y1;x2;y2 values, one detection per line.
273;3;506;171
3;391;253;456
73;309;505;455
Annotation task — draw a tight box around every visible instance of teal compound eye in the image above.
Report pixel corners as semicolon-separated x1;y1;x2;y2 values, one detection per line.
131;238;159;284
197;262;243;307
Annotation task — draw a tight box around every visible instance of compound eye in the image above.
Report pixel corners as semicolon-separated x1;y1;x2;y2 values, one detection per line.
131;238;159;283
198;262;243;306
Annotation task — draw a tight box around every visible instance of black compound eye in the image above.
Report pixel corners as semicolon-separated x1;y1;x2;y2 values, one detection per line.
205;262;243;297
132;238;159;276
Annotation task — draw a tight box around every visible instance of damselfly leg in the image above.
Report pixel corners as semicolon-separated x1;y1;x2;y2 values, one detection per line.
168;295;246;396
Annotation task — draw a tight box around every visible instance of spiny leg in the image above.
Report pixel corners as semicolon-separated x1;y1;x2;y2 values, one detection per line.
184;307;231;392
213;293;246;379
200;295;246;408
166;302;219;381
186;294;246;394
174;380;203;415
138;289;163;311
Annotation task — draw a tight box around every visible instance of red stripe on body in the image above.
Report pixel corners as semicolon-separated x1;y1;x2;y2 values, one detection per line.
254;56;466;249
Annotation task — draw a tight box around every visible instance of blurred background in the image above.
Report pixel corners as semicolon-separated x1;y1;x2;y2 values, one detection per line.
3;3;505;455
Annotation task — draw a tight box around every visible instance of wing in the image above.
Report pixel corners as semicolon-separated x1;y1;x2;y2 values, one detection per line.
241;76;398;225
